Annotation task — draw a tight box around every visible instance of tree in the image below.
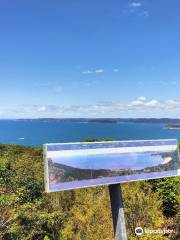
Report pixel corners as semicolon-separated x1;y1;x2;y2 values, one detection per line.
122;181;168;239
151;178;180;217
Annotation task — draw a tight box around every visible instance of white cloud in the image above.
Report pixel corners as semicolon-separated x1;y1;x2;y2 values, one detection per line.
82;70;93;74
82;68;122;74
128;97;163;109
82;69;104;74
38;106;46;112
165;100;180;109
145;100;159;107
95;69;104;73
126;1;150;18
2;97;180;118
137;96;146;101
129;2;142;8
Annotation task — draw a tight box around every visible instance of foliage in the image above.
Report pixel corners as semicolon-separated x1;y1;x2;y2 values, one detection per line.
0;143;180;239
150;178;180;217
173;213;180;239
122;181;170;240
80;138;113;142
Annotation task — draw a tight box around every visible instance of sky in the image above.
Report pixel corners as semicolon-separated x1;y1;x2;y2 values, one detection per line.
0;0;180;118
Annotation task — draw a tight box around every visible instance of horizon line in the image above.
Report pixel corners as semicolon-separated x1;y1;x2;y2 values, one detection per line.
0;117;180;120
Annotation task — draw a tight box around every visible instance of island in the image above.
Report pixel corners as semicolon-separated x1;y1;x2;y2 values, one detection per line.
165;124;180;130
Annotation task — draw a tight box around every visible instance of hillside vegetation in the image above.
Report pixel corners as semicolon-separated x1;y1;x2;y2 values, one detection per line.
0;143;180;240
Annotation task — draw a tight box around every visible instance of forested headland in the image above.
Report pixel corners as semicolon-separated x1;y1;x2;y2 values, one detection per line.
1;142;180;240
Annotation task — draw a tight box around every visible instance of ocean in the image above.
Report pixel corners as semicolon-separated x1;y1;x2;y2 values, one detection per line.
0;119;180;146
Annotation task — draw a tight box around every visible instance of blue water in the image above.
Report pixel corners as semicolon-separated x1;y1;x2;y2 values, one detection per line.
0;120;180;146
52;151;170;170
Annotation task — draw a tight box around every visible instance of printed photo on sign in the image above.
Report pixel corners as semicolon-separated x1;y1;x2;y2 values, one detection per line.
44;139;180;192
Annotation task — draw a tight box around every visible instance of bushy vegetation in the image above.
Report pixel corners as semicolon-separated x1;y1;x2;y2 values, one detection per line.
0;143;180;239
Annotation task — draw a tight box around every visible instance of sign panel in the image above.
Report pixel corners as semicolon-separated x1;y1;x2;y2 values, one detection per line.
44;139;180;192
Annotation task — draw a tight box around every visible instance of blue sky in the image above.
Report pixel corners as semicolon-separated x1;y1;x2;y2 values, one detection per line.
0;0;180;118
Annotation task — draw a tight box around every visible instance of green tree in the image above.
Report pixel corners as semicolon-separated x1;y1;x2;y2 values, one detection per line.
151;178;180;217
122;181;168;239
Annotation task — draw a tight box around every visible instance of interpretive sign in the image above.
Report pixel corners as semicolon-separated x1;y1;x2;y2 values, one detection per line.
44;139;180;192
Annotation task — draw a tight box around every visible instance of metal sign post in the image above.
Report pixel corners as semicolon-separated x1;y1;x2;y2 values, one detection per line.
109;184;127;240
